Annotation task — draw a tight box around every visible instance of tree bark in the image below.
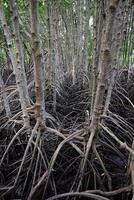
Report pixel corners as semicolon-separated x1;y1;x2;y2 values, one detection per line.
90;0;120;133
0;1;30;127
0;71;11;117
30;0;46;122
9;0;30;106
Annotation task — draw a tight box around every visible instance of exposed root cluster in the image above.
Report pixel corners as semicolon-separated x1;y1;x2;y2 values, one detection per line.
0;71;134;200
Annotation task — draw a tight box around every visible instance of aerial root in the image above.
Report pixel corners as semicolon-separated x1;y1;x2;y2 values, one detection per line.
76;131;95;191
44;126;84;156
100;123;134;155
93;144;112;191
45;184;132;200
40;129;84;199
0;126;26;167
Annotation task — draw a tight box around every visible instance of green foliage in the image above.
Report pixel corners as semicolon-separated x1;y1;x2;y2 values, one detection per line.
87;28;93;63
90;0;94;16
0;48;6;62
2;0;11;24
39;0;46;16
60;0;71;8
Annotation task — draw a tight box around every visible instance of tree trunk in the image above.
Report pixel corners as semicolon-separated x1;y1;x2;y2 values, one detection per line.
0;1;30;127
90;0;120;132
30;0;46;122
0;71;11;117
80;0;90;80
9;0;30;106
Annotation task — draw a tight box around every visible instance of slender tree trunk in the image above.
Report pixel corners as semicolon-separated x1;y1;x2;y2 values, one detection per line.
9;0;30;106
30;0;46;122
61;10;72;74
80;0;90;79
90;0;104;117
55;4;63;81
0;71;11;117
90;0;120;133
50;1;58;111
40;45;46;122
0;1;29;127
77;0;83;73
45;0;52;83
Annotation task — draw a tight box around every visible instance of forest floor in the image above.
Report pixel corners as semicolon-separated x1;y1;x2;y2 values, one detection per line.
0;71;134;200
